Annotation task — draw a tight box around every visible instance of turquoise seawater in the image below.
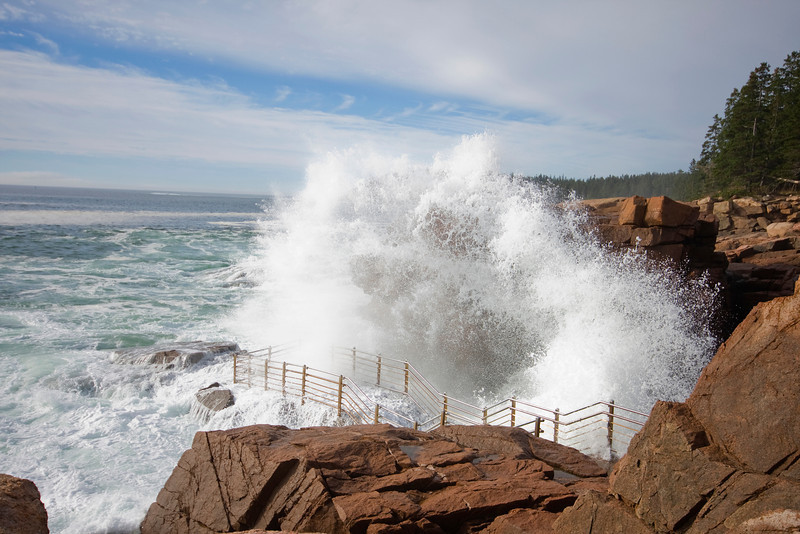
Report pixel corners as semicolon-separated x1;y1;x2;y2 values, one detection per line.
0;185;271;533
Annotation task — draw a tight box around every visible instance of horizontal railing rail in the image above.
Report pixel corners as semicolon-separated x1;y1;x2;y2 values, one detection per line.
233;345;648;456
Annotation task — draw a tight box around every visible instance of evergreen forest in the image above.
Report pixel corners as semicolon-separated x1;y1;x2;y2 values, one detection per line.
529;51;800;201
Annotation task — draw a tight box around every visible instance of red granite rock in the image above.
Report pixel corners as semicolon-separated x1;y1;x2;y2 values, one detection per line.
142;424;607;534
0;474;49;534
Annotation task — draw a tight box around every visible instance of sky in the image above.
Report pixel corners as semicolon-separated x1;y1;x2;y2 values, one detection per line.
0;1;798;195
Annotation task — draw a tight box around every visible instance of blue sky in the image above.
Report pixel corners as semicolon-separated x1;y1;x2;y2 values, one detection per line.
1;1;799;194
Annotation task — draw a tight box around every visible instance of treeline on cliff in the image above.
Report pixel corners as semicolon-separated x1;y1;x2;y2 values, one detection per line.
527;50;800;201
523;171;702;201
697;51;800;196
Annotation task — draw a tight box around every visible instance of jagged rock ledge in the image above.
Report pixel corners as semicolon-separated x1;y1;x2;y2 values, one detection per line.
140;424;607;534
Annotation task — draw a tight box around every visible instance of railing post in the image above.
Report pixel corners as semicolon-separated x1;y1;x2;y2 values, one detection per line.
337;375;344;417
534;417;542;437
352;347;357;377
440;393;448;427
233;353;238;384
404;362;409;394
554;408;560;444
301;365;307;405
608;400;615;449
264;358;268;391
482;407;488;425
510;397;517;428
414;421;419;430
281;361;287;395
374;404;380;424
377;355;382;386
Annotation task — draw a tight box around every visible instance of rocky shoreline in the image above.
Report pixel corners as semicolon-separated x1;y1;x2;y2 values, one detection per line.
4;195;800;533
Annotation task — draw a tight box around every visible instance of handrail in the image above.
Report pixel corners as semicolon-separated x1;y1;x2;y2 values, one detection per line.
232;345;648;456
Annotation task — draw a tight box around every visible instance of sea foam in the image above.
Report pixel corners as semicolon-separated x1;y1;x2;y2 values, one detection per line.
226;134;719;414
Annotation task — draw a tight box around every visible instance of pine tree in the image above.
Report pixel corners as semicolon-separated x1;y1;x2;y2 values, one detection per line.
771;52;800;184
698;52;800;196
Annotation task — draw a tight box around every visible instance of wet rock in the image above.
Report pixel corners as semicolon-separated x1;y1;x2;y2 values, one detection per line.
141;424;607;534
191;383;235;423
0;474;49;534
432;425;606;478
112;341;239;369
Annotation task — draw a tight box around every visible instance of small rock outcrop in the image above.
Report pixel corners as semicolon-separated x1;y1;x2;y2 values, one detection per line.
555;279;800;533
141;424;607;534
192;382;235;423
0;474;49;534
111;341;239;370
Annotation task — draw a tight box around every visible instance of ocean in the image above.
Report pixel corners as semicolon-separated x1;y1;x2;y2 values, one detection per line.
0;135;720;533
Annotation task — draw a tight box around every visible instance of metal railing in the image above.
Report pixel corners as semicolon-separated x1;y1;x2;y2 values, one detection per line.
232;345;648;455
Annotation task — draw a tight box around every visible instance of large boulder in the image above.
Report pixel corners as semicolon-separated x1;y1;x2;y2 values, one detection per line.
643;196;699;228
0;474;48;534
141;424;606;534
686;279;800;477
191;383;236;423
556;280;800;533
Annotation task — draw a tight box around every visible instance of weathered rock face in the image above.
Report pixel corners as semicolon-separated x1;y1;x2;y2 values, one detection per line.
0;474;49;534
555;280;800;533
141;424;607;534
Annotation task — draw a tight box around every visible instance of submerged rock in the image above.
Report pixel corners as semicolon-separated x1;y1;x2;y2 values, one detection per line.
0;474;49;534
191;382;235;423
141;424;606;534
111;341;239;370
556;279;800;533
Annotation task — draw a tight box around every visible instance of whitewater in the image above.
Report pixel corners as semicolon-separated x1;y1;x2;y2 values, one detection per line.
0;136;719;533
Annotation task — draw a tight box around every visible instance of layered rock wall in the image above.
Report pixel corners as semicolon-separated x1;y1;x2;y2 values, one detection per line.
582;195;726;283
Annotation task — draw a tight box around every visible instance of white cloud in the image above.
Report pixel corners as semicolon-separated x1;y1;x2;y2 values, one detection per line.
0;50;461;185
0;49;700;192
30;31;59;54
333;94;355;112
274;85;292;103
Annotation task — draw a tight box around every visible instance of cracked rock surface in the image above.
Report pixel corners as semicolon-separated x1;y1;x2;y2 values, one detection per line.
140;424;606;533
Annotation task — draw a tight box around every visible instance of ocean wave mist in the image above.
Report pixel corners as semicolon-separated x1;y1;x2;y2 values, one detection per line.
228;134;719;413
